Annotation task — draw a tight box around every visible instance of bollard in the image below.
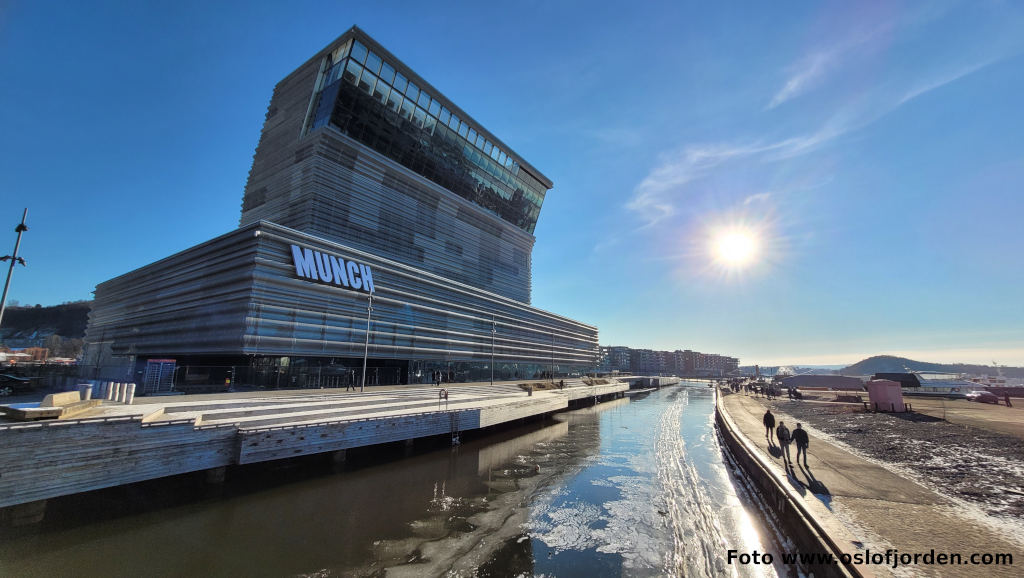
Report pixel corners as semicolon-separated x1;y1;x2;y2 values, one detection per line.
104;382;112;400
115;383;125;403
125;383;136;404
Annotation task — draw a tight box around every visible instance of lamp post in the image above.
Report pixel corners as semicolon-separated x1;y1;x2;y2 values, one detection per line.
360;293;373;392
550;332;555;384
490;315;495;385
0;208;29;332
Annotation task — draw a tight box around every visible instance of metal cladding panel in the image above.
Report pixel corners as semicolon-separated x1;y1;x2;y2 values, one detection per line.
248;223;598;367
83;228;260;361
84;222;598;371
243;128;535;303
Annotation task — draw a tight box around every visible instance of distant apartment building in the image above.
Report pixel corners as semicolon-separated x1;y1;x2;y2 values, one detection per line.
598;346;631;373
597;346;737;376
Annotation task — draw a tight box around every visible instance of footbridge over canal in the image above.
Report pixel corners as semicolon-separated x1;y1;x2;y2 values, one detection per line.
0;380;632;517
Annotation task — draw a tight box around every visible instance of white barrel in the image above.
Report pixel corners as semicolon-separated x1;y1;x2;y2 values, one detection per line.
125;383;136;404
79;383;93;400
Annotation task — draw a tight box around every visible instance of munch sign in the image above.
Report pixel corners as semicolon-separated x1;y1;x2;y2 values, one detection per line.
290;245;375;294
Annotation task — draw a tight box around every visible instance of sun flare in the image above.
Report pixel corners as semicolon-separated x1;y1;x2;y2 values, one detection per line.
711;228;759;268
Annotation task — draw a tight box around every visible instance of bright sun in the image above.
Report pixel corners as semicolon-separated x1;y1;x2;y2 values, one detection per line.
712;228;759;267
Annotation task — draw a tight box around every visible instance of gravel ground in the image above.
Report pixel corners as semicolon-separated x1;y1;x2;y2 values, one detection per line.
765;400;1024;520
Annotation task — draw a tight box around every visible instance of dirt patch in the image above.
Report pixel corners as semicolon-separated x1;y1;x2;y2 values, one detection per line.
518;382;560;391
767;400;1024;520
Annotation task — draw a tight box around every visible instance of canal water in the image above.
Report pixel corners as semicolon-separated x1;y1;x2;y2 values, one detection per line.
0;385;779;577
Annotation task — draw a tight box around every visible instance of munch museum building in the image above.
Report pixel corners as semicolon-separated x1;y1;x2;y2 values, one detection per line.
82;27;600;391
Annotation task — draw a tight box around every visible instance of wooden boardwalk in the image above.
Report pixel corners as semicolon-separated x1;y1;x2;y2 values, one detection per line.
0;380;631;511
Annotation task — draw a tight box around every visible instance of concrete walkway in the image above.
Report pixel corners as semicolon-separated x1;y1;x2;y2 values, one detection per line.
720;391;1022;578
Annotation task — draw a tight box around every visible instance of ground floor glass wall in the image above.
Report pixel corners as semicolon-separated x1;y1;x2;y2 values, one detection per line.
138;355;594;393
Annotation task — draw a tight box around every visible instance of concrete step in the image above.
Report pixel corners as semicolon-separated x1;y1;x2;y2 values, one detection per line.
199;393;528;429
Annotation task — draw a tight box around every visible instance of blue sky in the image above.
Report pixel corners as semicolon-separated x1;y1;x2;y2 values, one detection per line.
1;0;1022;366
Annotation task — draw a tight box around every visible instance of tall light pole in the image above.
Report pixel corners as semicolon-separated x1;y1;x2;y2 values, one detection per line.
0;209;29;332
490;315;495;385
550;332;555;384
360;293;373;392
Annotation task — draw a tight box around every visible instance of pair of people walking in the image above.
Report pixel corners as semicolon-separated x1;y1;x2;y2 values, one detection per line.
763;410;810;467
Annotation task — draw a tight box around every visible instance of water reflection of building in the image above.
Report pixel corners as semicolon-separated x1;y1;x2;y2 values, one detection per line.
82;26;599;388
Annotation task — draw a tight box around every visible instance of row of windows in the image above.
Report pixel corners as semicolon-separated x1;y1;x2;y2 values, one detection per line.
320;38;547;200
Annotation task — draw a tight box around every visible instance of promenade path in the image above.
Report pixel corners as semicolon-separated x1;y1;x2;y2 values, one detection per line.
721;391;1022;578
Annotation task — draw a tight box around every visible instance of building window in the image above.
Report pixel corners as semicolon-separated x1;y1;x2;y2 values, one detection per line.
344;60;362;84
393;72;408;93
350;40;368;64
386;90;402;113
364;51;382;75
358;69;376;94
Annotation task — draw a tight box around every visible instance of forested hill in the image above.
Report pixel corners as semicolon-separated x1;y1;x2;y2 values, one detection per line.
841;355;1024;378
0;301;92;339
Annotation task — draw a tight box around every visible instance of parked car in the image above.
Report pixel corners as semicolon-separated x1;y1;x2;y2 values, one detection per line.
965;390;1000;404
0;374;37;396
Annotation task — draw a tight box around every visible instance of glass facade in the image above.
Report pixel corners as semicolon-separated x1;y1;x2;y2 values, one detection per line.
307;39;547;234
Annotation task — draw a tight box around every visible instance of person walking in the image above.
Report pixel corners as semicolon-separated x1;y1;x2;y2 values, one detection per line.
792;423;809;467
763;409;776;444
776;421;792;465
1004;392;1013;407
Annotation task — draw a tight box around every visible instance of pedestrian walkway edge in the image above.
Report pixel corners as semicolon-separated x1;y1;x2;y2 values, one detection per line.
715;389;863;578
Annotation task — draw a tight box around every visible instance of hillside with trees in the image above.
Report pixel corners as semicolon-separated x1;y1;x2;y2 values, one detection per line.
840;355;1024;378
0;301;92;357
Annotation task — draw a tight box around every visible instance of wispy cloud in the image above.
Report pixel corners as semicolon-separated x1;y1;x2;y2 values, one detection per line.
628;0;1020;229
626;123;852;226
897;58;998;106
743;192;772;205
626;143;774;226
767;51;834;109
766;14;898;110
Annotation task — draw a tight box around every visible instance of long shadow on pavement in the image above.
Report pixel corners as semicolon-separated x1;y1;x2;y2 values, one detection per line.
798;463;832;510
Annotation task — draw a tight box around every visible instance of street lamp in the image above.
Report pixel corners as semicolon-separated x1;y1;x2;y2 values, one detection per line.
550;332;555;384
0;208;29;332
360;293;373;392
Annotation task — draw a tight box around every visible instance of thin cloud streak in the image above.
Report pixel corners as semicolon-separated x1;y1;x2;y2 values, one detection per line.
627;126;848;226
767;51;833;109
628;52;1006;227
743;192;771;205
897;58;999;106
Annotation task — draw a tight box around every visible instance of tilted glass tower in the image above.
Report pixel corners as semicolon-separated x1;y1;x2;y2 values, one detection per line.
83;26;598;389
240;27;549;304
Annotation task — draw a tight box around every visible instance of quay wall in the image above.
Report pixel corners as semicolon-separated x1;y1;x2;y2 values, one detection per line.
0;417;236;508
1;384;624;511
714;390;860;578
